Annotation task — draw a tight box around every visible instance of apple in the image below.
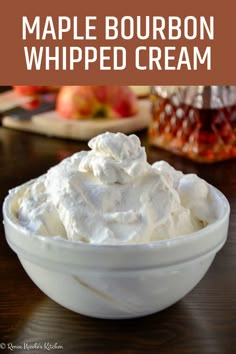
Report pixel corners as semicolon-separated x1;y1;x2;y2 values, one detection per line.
13;86;46;96
56;86;139;119
13;86;60;96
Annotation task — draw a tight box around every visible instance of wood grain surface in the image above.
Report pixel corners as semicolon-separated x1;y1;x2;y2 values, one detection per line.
0;117;235;353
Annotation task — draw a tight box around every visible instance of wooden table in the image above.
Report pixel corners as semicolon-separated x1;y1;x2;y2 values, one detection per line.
0;126;235;354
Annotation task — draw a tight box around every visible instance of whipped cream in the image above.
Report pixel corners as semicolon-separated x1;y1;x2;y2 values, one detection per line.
17;132;217;244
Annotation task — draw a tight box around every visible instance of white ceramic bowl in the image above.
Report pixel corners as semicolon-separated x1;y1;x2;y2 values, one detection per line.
3;181;230;319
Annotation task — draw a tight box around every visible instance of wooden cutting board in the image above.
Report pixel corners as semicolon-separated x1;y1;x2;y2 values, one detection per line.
2;99;151;141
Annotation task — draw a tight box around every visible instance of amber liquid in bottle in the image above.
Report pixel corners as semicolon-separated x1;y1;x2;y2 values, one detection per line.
149;94;236;162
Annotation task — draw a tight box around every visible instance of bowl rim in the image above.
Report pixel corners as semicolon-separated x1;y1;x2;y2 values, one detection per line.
2;179;230;271
3;179;230;249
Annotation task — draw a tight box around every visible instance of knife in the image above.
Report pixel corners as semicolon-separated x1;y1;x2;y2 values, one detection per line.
0;93;56;122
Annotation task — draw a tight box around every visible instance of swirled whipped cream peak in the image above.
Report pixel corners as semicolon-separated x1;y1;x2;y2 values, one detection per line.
17;132;217;244
79;132;149;184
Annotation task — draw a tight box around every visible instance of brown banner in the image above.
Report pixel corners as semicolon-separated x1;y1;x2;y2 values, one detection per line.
0;0;235;84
